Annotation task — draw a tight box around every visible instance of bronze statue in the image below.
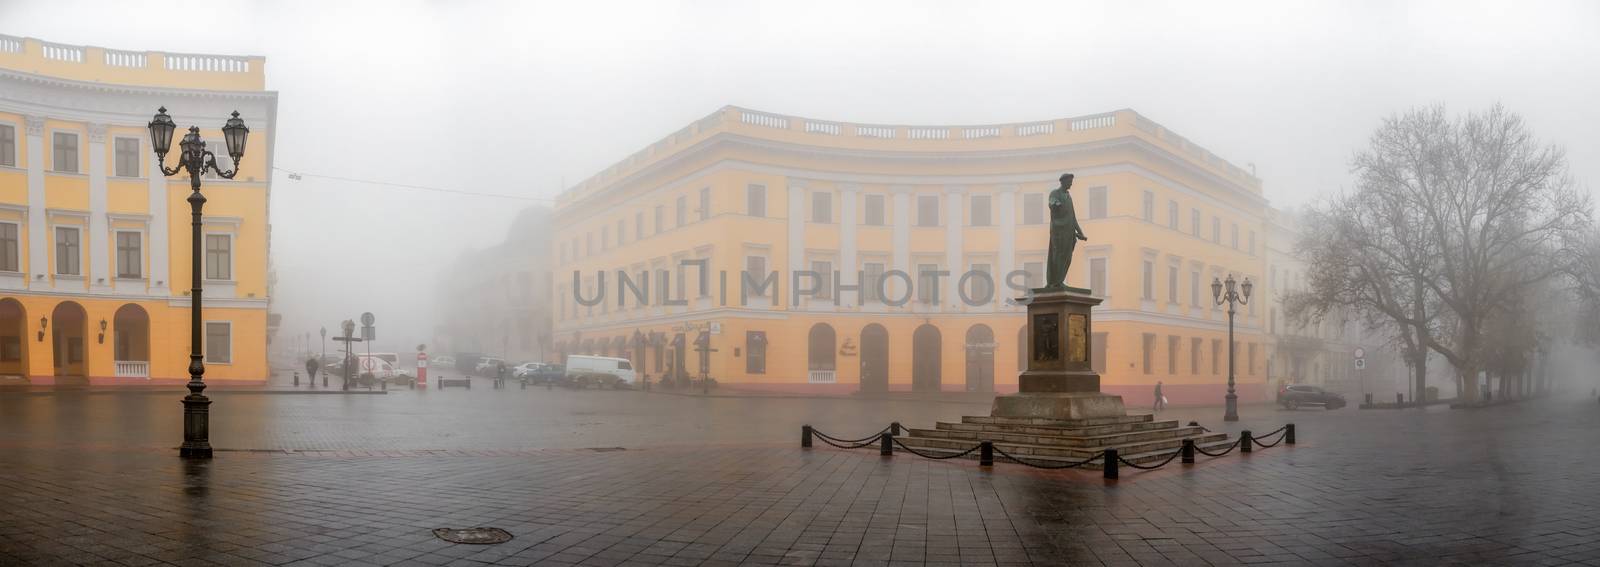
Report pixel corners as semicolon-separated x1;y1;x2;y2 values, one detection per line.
1044;173;1088;290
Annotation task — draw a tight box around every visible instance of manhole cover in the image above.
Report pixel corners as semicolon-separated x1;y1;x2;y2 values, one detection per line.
432;528;513;544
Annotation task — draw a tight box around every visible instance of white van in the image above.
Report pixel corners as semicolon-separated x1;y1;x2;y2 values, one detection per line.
564;355;636;388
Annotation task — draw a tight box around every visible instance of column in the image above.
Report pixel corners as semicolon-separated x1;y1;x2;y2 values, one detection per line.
944;185;963;310
148;153;170;295
87;123;110;293
890;186;912;303
23;116;46;288
997;184;1017;312
840;184;859;301
787;179;805;309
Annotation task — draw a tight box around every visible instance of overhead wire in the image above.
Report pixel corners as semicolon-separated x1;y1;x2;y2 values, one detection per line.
271;166;561;203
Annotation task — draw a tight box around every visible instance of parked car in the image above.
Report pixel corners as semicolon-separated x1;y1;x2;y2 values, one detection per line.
474;357;506;376
432;355;456;369
528;364;565;385
1278;384;1346;410
354;356;400;388
564;355;636;389
511;362;544;379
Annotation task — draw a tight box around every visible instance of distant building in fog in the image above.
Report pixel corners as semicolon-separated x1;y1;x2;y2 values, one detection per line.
432;206;553;365
0;35;277;385
549;105;1271;403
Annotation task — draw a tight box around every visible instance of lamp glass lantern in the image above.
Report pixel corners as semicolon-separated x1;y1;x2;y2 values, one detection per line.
1240;277;1253;299
222;111;249;160
1210;278;1223;301
148;107;175;158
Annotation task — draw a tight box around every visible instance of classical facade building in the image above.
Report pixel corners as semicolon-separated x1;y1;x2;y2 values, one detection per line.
432;207;554;366
550;105;1269;404
0;35;277;385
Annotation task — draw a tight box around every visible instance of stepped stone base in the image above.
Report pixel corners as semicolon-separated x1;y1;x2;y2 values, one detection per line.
991;392;1128;421
895;413;1233;469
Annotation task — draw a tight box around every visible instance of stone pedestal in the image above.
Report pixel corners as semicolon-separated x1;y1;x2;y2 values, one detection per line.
991;289;1127;420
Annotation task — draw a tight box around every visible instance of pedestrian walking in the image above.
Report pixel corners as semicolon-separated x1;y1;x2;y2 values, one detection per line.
1153;381;1167;411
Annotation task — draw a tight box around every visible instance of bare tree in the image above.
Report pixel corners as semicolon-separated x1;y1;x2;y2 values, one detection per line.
1291;104;1588;404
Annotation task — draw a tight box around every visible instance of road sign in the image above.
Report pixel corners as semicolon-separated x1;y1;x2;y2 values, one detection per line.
361;325;375;341
361;357;377;371
1354;347;1366;359
1355;358;1367;370
361;312;375;326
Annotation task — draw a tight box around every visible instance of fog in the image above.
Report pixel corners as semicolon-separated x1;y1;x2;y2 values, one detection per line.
3;0;1597;354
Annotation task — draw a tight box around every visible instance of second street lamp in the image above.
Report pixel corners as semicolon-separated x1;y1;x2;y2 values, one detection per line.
149;107;249;459
1212;274;1252;422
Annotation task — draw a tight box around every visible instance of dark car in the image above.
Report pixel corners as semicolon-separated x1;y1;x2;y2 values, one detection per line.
1278;384;1346;410
525;364;565;386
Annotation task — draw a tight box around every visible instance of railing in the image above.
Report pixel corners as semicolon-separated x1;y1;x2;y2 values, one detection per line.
0;35;22;54
805;121;841;135
1015;121;1055;136
908;127;949;140
740;110;789;129
114;360;149;378
40;41;84;63
855;125;896;138
1070;113;1117;131
103;49;147;68
163;53;251;73
962;126;1000;139
808;370;836;384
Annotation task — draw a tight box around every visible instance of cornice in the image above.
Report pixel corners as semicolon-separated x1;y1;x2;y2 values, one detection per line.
0;68;278;128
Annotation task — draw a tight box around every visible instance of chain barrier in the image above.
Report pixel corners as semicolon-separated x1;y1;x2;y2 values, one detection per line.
889;437;983;460
802;423;1295;474
991;445;1105;469
1117;449;1183;470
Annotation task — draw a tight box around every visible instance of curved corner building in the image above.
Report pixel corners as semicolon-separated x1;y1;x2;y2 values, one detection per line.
0;35;277;386
550;106;1268;405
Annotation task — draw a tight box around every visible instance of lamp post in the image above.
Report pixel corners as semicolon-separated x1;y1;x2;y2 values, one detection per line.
148;106;250;459
1211;274;1253;422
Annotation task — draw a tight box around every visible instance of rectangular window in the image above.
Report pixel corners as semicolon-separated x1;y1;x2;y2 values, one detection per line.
970;195;991;226
54;227;80;275
205;234;231;280
745;331;766;374
1141;333;1155;375
1249;230;1257;255
864;194;885;226
0;223;17;272
635;212;644;240
1168;335;1179;374
1191;270;1201;306
114;137;140;177
1087;187;1106;219
616;219;626;246
1212;217;1221;243
600;230;609;251
812;191;832;223
1248;343;1258;375
654;205;664;235
1141;260;1153;300
917;195;939;227
1231;223;1239;249
1167;201;1178;229
1141;190;1154;222
1023;261;1043;290
745;255;768;296
116;232;141;278
1089;257;1106;297
0;336;18;362
1211;339;1221;374
1191;209;1201;237
863;262;885;302
916;263;938;304
699;187;711;221
1023;193;1044;224
1167;265;1178;303
968;263;992;304
747;184;766;217
205;322;231;363
676;195;688;227
0;124;15;167
52;132;79;173
811;260;832;299
1191;337;1202;374
1091;332;1106;374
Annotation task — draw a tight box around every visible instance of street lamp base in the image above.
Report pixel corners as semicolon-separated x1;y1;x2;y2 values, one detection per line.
180;393;213;459
1223;393;1239;422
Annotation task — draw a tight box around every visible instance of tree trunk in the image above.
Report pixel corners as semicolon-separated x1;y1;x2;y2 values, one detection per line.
1458;365;1479;403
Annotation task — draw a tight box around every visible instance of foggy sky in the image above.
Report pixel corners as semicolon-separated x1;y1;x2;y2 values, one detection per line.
3;0;1596;355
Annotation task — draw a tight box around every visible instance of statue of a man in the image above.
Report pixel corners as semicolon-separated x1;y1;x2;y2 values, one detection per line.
1043;173;1087;290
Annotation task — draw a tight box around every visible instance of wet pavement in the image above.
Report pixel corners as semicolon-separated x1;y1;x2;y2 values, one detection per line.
2;384;1599;566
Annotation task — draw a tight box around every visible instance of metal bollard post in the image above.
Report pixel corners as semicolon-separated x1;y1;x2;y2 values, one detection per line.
1103;449;1119;479
520;379;527;390
1286;424;1296;445
880;432;893;456
1396;392;1404;406
1364;393;1373;405
1181;438;1195;464
381;379;387;391
801;425;813;448
293;372;299;387
979;441;993;467
322;374;328;387
1240;430;1253;453
891;422;904;436
409;380;415;390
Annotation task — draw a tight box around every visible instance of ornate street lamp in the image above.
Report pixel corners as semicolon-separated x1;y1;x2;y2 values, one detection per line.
149;107;249;459
1212;274;1252;422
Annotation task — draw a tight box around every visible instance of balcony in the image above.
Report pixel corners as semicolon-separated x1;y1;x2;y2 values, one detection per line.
114;360;149;378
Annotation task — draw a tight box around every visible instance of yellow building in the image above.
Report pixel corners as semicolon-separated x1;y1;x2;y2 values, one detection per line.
550;106;1268;405
0;35;277;386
